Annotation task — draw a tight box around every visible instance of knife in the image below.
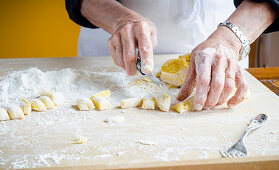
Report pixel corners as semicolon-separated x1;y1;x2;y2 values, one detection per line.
136;55;174;98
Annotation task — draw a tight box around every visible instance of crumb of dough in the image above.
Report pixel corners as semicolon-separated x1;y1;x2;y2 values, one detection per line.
138;139;156;146
104;115;125;124
71;136;87;144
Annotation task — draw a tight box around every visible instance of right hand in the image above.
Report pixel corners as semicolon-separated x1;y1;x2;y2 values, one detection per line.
108;20;157;76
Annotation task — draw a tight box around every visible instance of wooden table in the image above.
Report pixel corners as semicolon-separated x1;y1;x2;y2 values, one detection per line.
0;56;278;170
246;67;279;96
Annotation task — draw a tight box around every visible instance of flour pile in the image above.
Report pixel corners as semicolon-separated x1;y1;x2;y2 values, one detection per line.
0;67;162;108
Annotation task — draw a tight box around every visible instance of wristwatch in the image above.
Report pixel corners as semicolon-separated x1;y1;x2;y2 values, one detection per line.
218;21;250;61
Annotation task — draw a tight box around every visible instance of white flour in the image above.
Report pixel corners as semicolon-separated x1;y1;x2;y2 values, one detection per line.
0;67;160;108
0;67;277;169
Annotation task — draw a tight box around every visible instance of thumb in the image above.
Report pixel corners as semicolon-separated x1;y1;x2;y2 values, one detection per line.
177;62;196;101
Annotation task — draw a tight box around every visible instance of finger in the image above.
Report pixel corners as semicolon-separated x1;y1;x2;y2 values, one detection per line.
177;56;196;101
113;33;125;69
134;22;154;74
194;49;214;111
121;24;137;76
108;38;118;66
217;59;236;105
204;54;226;110
227;68;248;107
151;31;158;48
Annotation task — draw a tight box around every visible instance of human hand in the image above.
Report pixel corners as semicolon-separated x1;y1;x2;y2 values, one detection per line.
108;20;157;76
177;28;248;110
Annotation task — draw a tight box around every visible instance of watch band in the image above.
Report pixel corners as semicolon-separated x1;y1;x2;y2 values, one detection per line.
218;21;250;60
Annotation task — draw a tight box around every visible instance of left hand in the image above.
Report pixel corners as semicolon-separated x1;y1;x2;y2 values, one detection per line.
177;27;248;110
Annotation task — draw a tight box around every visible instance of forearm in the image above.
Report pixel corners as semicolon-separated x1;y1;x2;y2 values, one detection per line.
81;0;142;34
229;0;277;43
207;0;277;60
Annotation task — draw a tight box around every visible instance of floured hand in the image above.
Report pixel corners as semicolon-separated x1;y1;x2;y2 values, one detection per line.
177;34;248;110
108;20;157;75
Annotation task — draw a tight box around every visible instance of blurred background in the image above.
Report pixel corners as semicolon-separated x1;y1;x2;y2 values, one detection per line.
0;0;80;58
0;0;278;67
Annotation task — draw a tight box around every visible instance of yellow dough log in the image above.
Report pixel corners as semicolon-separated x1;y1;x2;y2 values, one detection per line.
21;98;31;115
156;93;171;112
39;96;55;109
141;97;156;110
40;91;65;106
179;53;191;62
120;97;143;109
91;96;111;111
158;54;191;87
90;90;111;100
7;106;25;119
0;108;10;121
76;98;95;111
31;99;47;112
173;96;194;113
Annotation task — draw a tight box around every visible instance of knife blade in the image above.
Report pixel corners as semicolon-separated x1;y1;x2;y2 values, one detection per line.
136;55;174;99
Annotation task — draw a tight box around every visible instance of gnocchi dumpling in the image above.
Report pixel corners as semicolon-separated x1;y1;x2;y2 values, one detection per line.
0;108;10;121
157;93;171;112
7;106;24;119
39;96;55;109
90;89;111;100
40;91;65;106
31;99;47;112
21;98;32;115
91;96;111;110
141;97;156;110
76;98;95;111
120;97;143;109
172;96;194;113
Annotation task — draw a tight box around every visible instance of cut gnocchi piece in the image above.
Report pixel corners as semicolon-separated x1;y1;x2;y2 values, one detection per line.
90;90;111;100
31;99;47;112
0;108;10;121
21;98;32;115
76;98;95;111
7;106;24;119
157;93;171;112
141;97;156;110
91;96;111;110
172;96;194;113
40;91;65;106
39;96;55;109
120;97;143;109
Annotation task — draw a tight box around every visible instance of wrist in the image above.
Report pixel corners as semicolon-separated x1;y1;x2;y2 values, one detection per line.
208;26;242;60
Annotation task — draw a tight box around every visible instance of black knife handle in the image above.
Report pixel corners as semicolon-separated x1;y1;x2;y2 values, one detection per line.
136;55;145;75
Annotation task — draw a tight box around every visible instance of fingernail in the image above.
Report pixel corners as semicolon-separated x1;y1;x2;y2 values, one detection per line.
195;104;203;111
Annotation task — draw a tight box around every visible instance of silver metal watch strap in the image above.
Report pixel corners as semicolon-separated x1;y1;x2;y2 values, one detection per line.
218;21;250;60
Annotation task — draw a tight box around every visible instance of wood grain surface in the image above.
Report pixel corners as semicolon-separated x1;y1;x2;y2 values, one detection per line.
0;55;278;169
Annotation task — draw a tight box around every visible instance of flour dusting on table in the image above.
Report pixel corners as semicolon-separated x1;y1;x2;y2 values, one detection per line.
0;67;277;169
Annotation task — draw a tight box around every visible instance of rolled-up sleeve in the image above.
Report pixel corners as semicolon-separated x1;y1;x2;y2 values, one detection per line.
234;0;279;33
65;0;97;28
